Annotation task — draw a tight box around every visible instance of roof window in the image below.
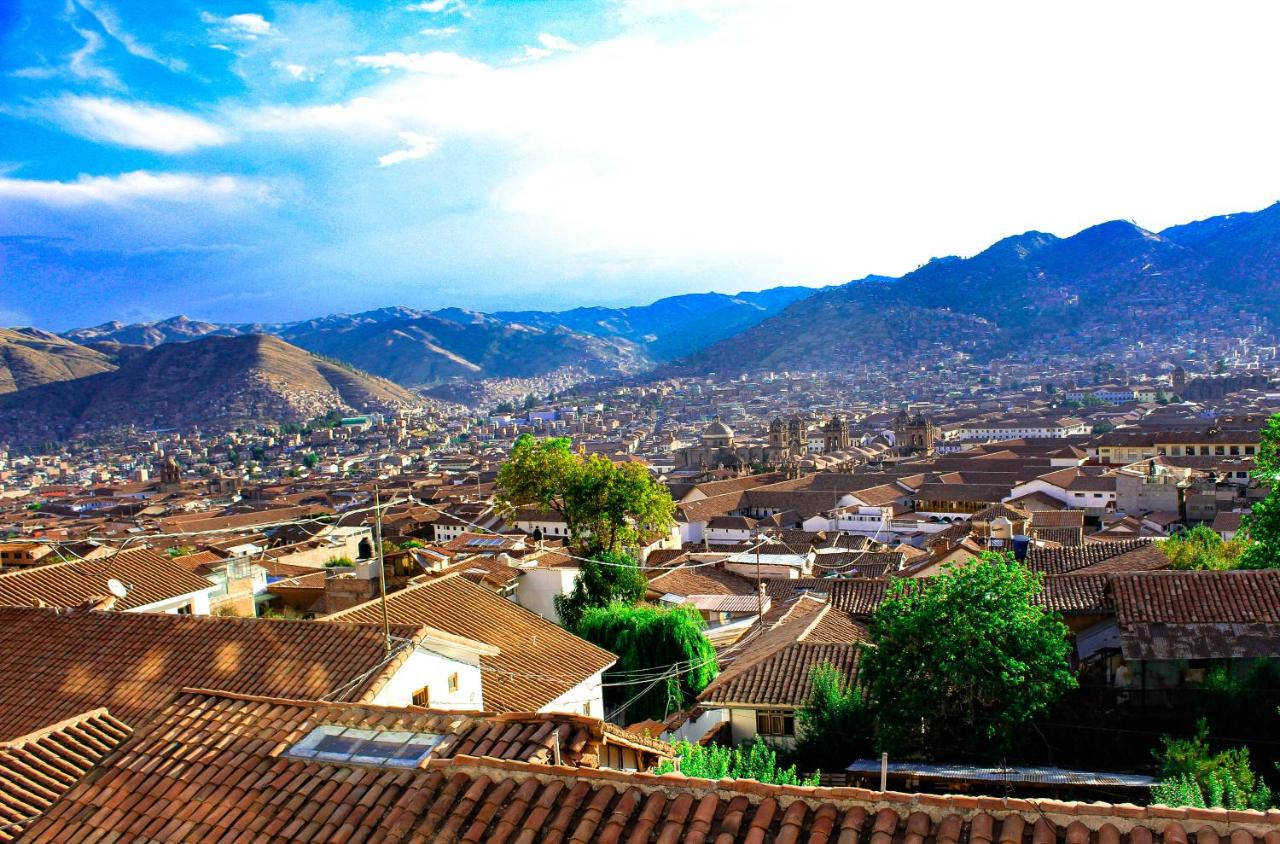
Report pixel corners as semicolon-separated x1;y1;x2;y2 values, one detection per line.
286;725;443;767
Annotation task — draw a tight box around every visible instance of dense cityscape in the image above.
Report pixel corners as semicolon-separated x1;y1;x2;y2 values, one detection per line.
6;0;1280;841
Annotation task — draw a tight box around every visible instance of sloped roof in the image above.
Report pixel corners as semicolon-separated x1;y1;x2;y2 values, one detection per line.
0;606;419;742
1024;539;1159;575
325;574;616;712
25;691;1278;843
0;708;131;841
0;548;213;611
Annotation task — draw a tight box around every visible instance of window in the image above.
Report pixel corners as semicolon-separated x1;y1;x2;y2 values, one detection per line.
447;673;459;694
175;604;192;615
1215;446;1225;456
583;701;591;717
756;710;795;737
1230;446;1240;456
287;725;443;768
1246;446;1256;455
412;686;430;707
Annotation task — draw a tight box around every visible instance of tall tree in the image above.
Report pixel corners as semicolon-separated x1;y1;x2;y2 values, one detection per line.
495;434;675;557
862;552;1076;759
554;550;647;631
574;602;718;723
1241;413;1280;569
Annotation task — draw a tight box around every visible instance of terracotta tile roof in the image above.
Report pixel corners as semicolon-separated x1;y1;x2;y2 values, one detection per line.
648;567;756;598
0;548;213;611
810;551;905;578
916;483;1013;503
1070;544;1170;576
0;708;131;841
1031;510;1086;528
1112;570;1280;625
768;575;1111;616
0;606;420;742
1111;571;1280;660
325;574;616;712
1025;539;1158;575
970;503;1032;522
1030;526;1085;547
27;688;1280;843
702;641;859;707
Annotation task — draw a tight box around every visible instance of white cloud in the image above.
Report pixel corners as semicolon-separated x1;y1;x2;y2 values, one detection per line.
419;26;459;37
67;25;122;87
521;33;577;61
222;0;1280;300
272;61;314;80
353;51;488;76
46;96;230;153
75;0;187;72
0;171;266;206
377;131;439;166
405;0;468;14
200;11;272;39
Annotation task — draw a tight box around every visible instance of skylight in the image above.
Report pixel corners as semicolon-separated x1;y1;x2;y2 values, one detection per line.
286;725;443;768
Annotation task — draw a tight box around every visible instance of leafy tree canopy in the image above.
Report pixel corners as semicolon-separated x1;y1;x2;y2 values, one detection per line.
1241;413;1280;569
574;601;717;723
554;550;647;632
1160;525;1248;571
862;552;1076;759
495;434;675;556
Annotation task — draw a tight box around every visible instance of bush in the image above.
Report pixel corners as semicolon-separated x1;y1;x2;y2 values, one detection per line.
795;661;874;770
1152;719;1273;809
1160;525;1246;571
324;557;354;568
654;738;819;786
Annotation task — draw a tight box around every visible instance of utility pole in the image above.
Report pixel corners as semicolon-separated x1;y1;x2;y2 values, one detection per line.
373;485;391;655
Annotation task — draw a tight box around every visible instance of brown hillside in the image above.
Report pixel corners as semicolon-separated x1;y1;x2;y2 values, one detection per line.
0;328;115;394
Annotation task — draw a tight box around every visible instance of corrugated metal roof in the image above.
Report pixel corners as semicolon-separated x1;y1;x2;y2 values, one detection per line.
845;759;1154;787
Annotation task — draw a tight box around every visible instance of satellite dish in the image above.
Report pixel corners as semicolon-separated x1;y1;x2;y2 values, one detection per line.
106;579;129;599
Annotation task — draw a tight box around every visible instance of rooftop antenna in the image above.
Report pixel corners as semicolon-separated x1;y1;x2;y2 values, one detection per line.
106;578;129;600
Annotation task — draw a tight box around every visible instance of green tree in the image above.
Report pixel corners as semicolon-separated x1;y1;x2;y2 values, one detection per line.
654;738;818;786
1241;413;1280;569
1151;719;1273;809
862;552;1076;759
555;550;647;631
495;434;675;556
302;452;320;469
795;661;873;771
1160;524;1247;570
574;602;718;723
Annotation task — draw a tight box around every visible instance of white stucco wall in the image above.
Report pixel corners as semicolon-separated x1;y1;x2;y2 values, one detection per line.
539;670;605;718
132;588;216;616
514;566;579;623
370;647;485;710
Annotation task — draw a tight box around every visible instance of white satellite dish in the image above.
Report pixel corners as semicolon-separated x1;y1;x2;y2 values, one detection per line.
106;579;129;599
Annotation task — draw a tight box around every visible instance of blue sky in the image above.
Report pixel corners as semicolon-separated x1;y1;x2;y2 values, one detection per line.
3;0;1280;330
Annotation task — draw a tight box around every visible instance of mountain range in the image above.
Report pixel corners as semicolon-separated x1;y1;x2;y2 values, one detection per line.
58;287;811;389
671;203;1280;375
4;201;1280;442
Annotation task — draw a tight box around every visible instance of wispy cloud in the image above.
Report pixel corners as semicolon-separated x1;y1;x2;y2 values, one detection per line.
419;26;459;37
405;0;468;15
521;32;577;60
200;11;273;40
75;0;188;72
377;131;439;167
67;25;122;87
354;51;487;76
0;171;266;206
45;95;230;153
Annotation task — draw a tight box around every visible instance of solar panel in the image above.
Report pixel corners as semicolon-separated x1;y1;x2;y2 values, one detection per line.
287;725;443;768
